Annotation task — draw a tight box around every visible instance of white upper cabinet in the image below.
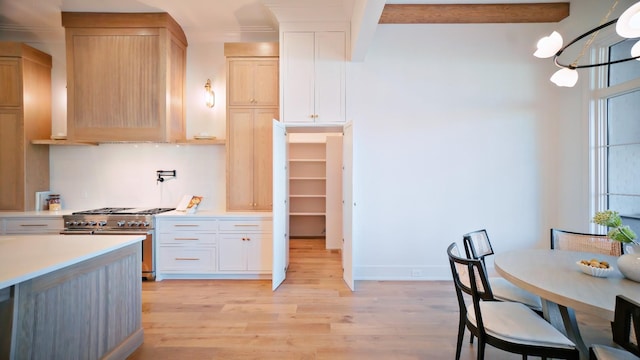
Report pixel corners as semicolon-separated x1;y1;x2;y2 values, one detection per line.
282;31;345;124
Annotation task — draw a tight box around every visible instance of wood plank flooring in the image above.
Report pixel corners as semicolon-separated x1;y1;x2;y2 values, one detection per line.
128;239;612;359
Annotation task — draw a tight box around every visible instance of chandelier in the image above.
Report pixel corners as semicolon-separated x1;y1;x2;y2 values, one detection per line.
534;0;640;87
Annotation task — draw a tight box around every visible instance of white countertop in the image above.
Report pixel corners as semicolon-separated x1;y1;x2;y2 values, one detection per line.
0;234;145;289
0;210;75;217
156;210;272;218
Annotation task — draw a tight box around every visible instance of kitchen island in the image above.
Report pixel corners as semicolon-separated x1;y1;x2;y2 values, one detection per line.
0;234;145;360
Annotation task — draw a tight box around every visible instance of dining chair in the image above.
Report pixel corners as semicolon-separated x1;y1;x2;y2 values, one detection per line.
589;295;640;360
463;229;543;312
447;242;579;360
550;228;622;256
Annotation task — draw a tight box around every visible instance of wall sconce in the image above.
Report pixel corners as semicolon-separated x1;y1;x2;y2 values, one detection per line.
204;79;215;108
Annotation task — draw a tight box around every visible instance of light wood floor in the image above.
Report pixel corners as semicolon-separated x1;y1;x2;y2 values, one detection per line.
128;239;612;359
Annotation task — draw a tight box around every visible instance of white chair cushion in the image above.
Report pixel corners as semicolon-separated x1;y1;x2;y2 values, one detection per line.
591;344;640;360
490;277;543;311
467;301;575;349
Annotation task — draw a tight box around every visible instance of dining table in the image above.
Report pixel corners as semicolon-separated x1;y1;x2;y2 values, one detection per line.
494;249;640;359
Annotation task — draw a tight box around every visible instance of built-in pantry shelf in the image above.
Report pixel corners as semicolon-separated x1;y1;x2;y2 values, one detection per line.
288;141;327;238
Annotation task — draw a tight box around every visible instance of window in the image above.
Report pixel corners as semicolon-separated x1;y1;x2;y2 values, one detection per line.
592;37;640;234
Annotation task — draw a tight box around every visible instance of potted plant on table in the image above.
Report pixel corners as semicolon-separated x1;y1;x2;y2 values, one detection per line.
592;210;640;282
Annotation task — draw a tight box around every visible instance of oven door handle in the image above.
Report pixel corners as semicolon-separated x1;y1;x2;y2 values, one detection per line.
60;230;94;235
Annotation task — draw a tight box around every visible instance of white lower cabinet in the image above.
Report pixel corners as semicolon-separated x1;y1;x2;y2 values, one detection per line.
157;219;217;275
218;219;273;273
156;215;272;279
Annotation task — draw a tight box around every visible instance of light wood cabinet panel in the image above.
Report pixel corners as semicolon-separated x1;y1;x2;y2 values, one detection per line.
282;31;346;124
228;59;278;107
13;244;142;359
0;42;51;211
0;60;20;107
227;108;277;211
62;12;187;142
225;46;279;212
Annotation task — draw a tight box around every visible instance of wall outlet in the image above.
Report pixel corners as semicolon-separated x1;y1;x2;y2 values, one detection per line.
411;269;422;277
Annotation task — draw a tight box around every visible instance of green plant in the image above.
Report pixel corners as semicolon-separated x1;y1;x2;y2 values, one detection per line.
592;210;638;244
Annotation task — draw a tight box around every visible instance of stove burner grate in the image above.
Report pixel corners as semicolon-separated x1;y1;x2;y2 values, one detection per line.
72;207;133;215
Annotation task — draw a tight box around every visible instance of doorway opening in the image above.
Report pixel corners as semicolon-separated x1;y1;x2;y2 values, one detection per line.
287;130;343;257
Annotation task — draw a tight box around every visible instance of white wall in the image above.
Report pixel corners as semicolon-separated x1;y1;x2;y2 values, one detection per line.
345;0;637;280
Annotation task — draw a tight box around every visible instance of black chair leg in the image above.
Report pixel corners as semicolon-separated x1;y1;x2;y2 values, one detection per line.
455;318;465;360
469;332;474;344
477;340;485;360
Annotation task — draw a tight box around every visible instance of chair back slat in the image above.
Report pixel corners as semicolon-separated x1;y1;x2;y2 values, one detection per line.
550;228;622;256
463;229;494;261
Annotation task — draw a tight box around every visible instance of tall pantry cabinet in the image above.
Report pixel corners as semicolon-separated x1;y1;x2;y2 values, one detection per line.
225;43;279;211
0;43;51;211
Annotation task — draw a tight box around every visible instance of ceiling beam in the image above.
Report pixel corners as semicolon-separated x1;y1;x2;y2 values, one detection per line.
378;3;570;24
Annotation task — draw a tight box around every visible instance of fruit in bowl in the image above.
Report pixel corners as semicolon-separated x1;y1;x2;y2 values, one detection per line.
576;258;614;277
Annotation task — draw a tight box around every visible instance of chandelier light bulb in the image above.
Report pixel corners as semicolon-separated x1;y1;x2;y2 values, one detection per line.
550;68;579;87
534;31;564;58
616;1;640;38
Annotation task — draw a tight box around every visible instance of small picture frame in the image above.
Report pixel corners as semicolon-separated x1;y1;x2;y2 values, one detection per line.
35;191;51;211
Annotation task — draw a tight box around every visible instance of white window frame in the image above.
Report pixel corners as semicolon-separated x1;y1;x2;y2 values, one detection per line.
589;28;640;232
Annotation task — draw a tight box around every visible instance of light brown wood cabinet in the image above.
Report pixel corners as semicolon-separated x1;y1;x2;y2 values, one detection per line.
227;59;279;107
0;42;51;211
227;108;278;211
225;43;279;211
61;12;187;142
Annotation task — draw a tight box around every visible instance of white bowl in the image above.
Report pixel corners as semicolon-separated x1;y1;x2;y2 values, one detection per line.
576;261;615;278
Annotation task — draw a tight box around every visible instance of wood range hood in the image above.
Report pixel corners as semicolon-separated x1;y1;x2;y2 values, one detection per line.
379;2;570;24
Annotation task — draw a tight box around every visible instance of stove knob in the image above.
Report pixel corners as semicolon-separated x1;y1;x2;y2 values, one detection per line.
79;221;87;226
142;221;150;227
98;221;107;227
88;221;97;226
72;221;80;226
127;221;135;227
117;221;125;227
65;221;72;226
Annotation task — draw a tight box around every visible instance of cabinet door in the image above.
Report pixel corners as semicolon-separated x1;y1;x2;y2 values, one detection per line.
282;32;315;123
253;60;279;106
253;109;277;210
0;59;21;107
228;60;279;107
314;32;346;123
218;235;247;271
227;109;255;211
0;112;22;210
245;234;272;271
228;60;255;106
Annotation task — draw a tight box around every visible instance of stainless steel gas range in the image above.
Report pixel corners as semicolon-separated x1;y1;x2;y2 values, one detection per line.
61;207;175;280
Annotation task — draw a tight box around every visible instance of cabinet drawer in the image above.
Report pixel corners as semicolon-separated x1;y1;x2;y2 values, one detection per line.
5;218;63;233
158;232;216;245
219;220;272;233
157;219;217;232
159;247;216;272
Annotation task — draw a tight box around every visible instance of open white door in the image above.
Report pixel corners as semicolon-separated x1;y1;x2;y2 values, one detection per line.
272;120;288;290
342;122;354;290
